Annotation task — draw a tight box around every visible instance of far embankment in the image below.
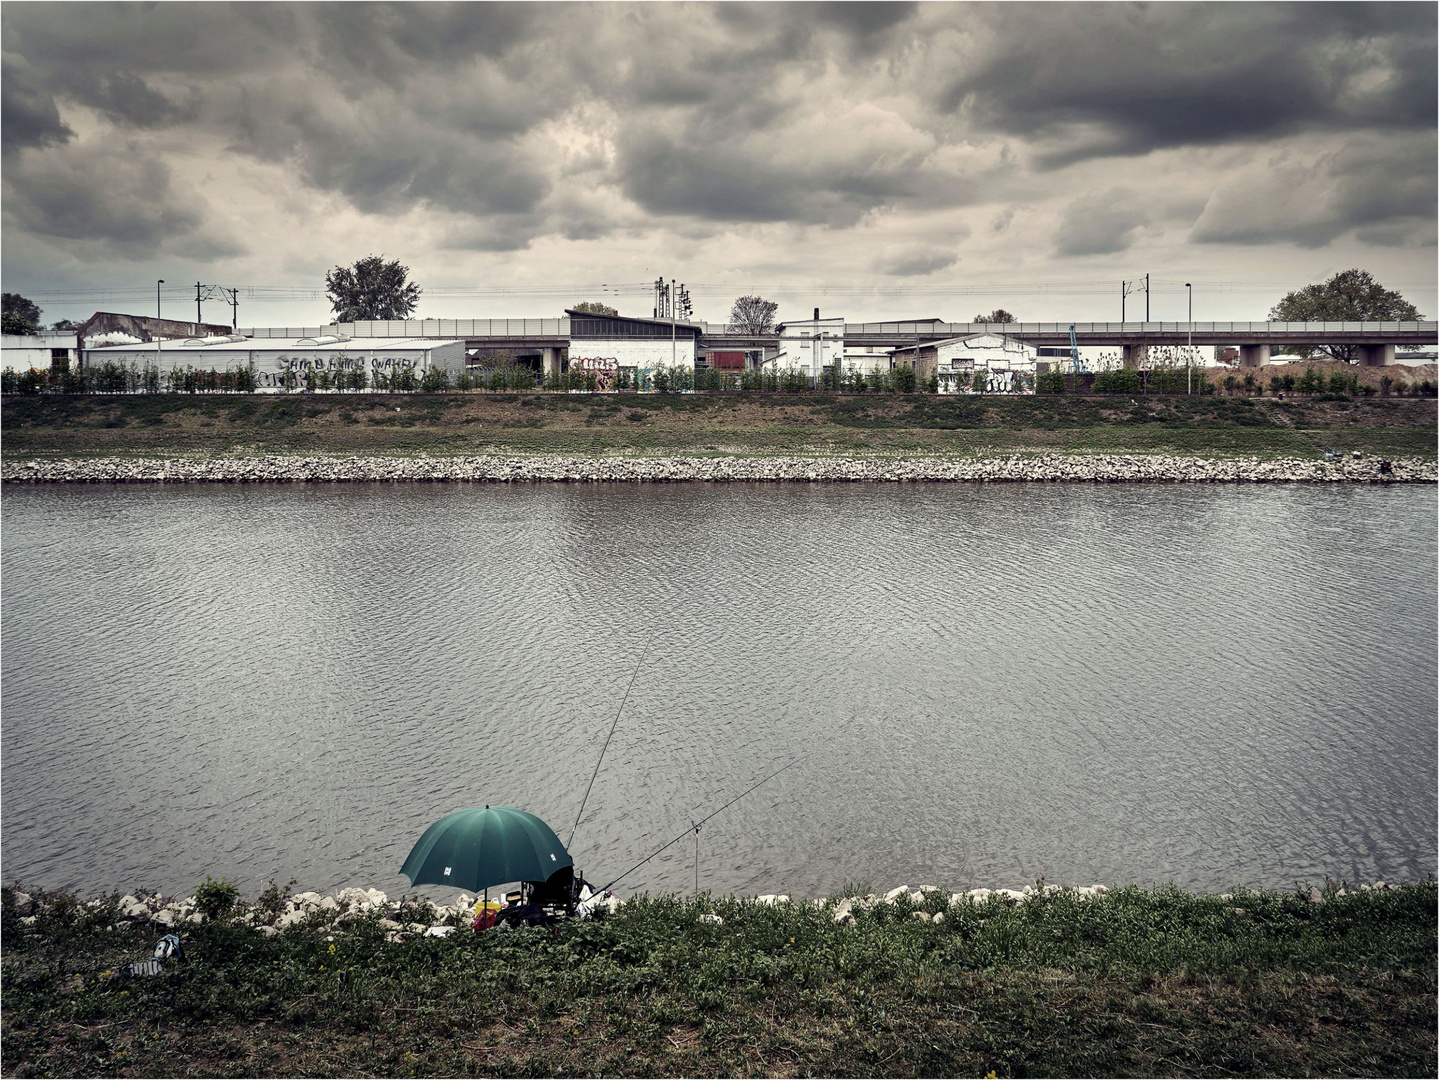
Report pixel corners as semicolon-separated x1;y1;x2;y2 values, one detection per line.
3;388;1436;462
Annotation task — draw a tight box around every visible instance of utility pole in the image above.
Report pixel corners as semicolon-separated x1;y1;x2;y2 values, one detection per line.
1145;273;1150;322
229;288;238;331
196;282;203;326
1186;283;1193;395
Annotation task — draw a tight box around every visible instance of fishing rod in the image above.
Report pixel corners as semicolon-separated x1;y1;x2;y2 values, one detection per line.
597;757;802;893
567;632;653;847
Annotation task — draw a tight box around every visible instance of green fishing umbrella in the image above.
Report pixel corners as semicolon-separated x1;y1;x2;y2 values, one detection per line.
399;805;573;893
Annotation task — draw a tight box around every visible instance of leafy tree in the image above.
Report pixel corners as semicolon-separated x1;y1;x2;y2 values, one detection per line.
3;293;42;336
1268;270;1423;363
571;301;618;316
324;255;421;322
729;295;778;334
973;309;1016;324
50;319;78;332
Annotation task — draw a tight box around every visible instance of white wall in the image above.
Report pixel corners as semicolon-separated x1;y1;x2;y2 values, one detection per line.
2;335;55;369
841;350;891;374
569;337;695;371
935;334;1038;394
769;319;844;373
81;342;466;386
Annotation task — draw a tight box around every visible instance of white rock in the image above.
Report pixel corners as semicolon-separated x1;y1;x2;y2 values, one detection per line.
425;925;457;937
967;888;993;902
932;912;945;925
883;886;910;903
834;910;855;927
917;885;940;895
256;925;279;938
319;896;338;911
698;914;724;925
151;910;176;927
911;911;932;923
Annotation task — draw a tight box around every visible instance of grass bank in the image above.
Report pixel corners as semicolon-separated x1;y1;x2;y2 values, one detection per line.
3;881;1433;1078
3;392;1435;462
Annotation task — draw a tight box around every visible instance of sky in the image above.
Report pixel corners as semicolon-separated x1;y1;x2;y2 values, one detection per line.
2;1;1435;329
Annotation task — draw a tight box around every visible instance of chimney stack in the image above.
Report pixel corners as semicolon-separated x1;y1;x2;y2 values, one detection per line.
813;307;819;322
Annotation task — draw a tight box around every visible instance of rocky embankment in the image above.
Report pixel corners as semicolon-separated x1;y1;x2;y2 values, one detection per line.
3;453;1434;484
9;880;1407;942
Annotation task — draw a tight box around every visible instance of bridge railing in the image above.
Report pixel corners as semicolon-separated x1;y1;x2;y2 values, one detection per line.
842;321;1437;336
240;319;571;339
237;319;1437;341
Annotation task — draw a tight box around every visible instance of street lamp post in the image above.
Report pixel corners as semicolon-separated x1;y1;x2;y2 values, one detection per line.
156;280;166;374
1185;283;1193;395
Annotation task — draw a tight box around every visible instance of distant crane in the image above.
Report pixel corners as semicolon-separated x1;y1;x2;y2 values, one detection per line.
1069;324;1085;375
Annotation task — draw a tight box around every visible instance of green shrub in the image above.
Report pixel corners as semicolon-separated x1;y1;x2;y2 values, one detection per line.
1037;370;1066;394
193;877;241;922
893;365;917;393
1091;368;1142;394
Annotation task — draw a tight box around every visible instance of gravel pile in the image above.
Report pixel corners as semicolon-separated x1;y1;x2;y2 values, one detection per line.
3;453;1433;484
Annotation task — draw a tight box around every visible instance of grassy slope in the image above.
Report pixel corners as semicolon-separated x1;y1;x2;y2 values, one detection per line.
2;392;1435;461
2;883;1434;1078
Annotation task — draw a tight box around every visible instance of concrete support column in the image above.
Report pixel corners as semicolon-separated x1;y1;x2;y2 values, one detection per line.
1122;344;1148;369
1239;344;1270;368
542;347;560;376
1357;344;1394;367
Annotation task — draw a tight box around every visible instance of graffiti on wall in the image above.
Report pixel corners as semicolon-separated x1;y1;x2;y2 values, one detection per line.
255;353;425;388
568;356;619;391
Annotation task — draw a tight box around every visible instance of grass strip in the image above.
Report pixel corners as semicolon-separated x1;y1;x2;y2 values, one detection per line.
3;393;1434;462
4;882;1433;1078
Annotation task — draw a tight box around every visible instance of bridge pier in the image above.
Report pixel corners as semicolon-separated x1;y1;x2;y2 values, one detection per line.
542;347;561;377
1358;344;1395;367
1122;344;1148;369
1239;344;1270;368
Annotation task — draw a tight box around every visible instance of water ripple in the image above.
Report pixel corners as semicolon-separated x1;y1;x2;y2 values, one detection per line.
2;483;1434;900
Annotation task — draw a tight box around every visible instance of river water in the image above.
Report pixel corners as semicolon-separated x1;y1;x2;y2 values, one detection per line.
3;482;1435;901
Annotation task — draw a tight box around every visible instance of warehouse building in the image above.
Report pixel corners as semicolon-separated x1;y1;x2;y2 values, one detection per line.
81;335;466;389
565;309;699;388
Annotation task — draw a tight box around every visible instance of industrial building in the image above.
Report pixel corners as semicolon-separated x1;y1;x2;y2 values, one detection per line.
762;315;845;375
80;335;466;388
565;308;701;386
890;333;1039;393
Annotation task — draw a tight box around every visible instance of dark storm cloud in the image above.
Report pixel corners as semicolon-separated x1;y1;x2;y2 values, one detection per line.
1;53;73;155
1054;190;1150;257
1;1;1434;265
1190;133;1437;249
941;2;1437;166
3;139;243;258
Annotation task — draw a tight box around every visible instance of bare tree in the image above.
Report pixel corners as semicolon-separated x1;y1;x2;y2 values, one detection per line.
729;296;778;334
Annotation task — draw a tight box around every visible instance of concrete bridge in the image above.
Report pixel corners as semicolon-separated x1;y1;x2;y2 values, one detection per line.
242;318;1437;368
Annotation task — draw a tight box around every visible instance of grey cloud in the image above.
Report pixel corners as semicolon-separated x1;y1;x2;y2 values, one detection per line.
870;244;959;277
86;71;190;128
1054;190;1150;257
942;3;1437;166
1;54;73;155
1190;134;1437;248
2;140;243;258
616;133;914;226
